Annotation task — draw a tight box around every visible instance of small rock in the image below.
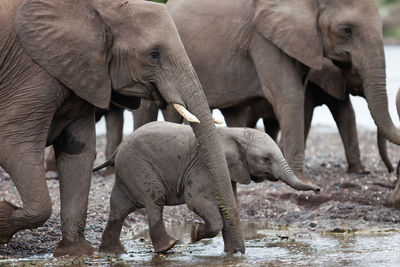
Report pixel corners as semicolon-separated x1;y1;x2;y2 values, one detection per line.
309;221;317;228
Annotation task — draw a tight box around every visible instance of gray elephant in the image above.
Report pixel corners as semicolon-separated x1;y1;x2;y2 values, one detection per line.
134;58;393;175
93;122;319;254
221;60;394;174
158;0;400;184
45;105;126;176
0;0;243;256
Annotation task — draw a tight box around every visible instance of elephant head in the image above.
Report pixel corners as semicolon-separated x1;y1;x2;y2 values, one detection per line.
253;0;400;145
223;128;320;192
14;0;244;252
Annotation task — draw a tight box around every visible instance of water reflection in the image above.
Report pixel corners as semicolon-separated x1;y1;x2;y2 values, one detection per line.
2;222;399;266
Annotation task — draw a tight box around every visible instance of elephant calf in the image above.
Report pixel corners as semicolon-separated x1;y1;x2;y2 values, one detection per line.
94;121;319;254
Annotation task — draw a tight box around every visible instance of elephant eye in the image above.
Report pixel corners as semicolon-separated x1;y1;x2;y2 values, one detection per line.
263;157;271;163
341;26;353;37
150;50;161;60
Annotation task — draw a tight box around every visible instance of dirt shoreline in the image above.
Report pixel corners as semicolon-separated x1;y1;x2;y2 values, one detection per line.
1;127;400;258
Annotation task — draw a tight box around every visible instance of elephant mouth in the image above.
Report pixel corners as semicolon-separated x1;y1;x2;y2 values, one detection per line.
115;82;167;109
251;174;278;183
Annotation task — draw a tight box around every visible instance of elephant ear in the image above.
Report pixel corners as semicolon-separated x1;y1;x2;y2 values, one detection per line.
252;0;323;70
224;135;252;185
307;59;346;100
14;0;111;109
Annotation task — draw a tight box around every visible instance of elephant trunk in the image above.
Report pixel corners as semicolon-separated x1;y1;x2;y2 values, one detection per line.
361;49;400;146
377;130;394;173
276;157;320;192
175;59;245;253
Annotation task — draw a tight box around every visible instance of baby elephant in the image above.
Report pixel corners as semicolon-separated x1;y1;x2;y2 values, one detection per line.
95;121;319;254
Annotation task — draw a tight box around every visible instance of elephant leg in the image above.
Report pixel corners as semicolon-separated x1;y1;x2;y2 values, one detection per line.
187;197;223;243
52;106;97;257
103;105;124;175
45;146;58;173
275;102;308;183
99;181;136;253
327;97;368;174
146;204;178;253
250;32;309;184
389;162;400;209
133;99;159;130
0;150;52;244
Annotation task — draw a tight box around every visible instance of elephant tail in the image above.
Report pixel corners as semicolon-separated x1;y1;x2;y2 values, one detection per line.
93;148;118;172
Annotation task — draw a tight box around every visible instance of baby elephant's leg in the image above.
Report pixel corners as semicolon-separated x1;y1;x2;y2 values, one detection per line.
187;197;223;243
100;182;136;253
146;204;178;253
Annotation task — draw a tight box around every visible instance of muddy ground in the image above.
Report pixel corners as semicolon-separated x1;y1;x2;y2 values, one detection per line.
1;127;400;258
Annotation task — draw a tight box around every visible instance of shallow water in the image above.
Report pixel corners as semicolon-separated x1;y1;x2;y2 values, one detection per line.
2;222;400;266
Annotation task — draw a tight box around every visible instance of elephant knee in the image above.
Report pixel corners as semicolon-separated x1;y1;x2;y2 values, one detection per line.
208;219;223;237
25;198;52;227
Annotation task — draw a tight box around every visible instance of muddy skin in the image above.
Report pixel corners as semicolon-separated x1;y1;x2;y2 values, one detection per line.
94;122;318;254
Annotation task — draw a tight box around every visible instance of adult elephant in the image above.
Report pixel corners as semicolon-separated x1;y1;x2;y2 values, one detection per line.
220;60;394;174
46;105;126;176
0;0;243;256
159;0;400;183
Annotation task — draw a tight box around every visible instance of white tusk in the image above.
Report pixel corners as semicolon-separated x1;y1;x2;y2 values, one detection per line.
173;103;200;123
213;117;224;124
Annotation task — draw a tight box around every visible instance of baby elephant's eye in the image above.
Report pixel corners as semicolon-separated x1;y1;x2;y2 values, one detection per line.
263;157;271;163
150;50;161;60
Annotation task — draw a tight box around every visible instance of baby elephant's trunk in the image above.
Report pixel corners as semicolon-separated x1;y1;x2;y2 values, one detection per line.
277;159;320;193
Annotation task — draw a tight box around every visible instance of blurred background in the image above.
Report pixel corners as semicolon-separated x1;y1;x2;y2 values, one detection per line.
97;0;400;134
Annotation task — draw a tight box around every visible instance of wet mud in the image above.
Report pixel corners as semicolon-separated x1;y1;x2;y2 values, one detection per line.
1;223;400;266
1;128;400;265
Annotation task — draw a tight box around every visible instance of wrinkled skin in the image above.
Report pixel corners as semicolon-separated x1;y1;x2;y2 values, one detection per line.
0;0;243;256
155;0;400;184
388;88;400;209
46;105;125;176
376;88;400;173
220;60;394;174
94;122;319;254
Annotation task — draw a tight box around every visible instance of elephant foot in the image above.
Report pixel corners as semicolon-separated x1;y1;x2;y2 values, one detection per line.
99;240;126;254
0;201;21;244
53;238;96;257
347;163;370;174
153;237;178;253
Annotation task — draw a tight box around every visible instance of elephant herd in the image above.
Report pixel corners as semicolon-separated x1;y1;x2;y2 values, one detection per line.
0;0;399;258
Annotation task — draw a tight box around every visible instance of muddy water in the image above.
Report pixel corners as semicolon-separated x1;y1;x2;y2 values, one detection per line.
1;222;400;266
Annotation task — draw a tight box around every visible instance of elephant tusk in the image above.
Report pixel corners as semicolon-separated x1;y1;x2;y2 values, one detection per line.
173;103;200;123
213;117;224;124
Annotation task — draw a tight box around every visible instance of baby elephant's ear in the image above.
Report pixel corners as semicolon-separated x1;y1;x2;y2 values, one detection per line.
15;0;111;109
225;139;252;185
